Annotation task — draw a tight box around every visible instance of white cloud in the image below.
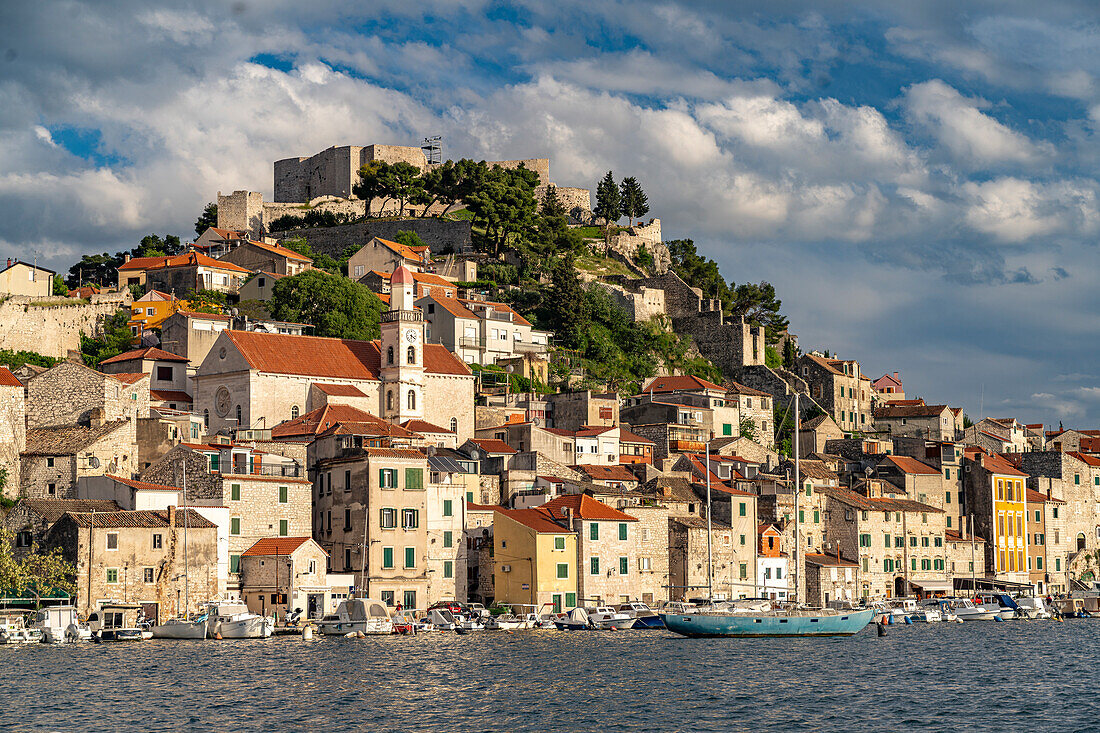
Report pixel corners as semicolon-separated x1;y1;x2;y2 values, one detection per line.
962;177;1100;242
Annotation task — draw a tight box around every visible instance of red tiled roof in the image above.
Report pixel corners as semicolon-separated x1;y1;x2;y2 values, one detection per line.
100;347;189;365
726;380;770;397
65;509;216;529
575;426;616;437
619;427;654;444
818;485;942;513
0;367;21;388
881;455;941;475
1067;451;1100;468
272;404;414;440
242;537;317;556
374;237;430;263
875;404;949;418
467;501;502;512
225;331;470;379
207;228;246;239
945;530;986;543
540;494;638;521
150;390;193;403
109;372;148;385
245;240;312;262
374;270;454;287
1026;488;1066;504
121;252;250;273
885;399;925;406
425;296;479;320
312;383;369;397
497;507;570;534
401;419;454;434
572;464;637;482
642;375;725;393
468;438;517;455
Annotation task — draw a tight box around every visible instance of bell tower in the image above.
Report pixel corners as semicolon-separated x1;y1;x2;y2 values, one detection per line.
380;265;425;422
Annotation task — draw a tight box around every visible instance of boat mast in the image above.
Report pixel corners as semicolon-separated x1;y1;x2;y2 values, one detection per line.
705;439;713;601
182;461;189;617
793;392;800;606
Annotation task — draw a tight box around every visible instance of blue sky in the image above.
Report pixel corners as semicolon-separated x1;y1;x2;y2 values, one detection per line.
3;0;1100;427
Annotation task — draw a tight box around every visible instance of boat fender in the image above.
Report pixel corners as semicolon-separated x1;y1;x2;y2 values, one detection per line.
904;616;913;625
876;622;887;637
215;632;223;640
356;630;365;638
993;616;1003;622
609;626;617;631
344;631;356;638
302;625;313;640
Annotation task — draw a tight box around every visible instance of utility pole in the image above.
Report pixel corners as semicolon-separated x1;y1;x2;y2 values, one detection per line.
705;441;713;600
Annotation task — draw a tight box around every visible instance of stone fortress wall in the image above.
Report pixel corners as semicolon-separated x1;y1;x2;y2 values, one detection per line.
0;292;130;359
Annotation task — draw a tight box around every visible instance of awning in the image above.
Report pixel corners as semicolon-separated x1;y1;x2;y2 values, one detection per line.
908;580;954;592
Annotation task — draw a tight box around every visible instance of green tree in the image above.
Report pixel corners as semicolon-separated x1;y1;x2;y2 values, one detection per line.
667;239;732;304
52;276;69;296
0;527;76;607
619;176;649;225
594;171;621;226
634;244;654;271
282;238;341;274
133;234;183;258
730;281;789;343
541;184;566;220
783;339;798;369
354;161;425;217
268;270;384;340
394;230;427;250
418;159;485;218
0;349;58;370
739;417;758;441
182;289;226;315
765;345;781;369
80;309;134;367
65;253;123;289
194;202;218;236
464;164;540;254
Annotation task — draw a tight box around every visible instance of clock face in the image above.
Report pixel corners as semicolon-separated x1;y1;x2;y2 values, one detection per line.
215;386;231;417
405;329;419;343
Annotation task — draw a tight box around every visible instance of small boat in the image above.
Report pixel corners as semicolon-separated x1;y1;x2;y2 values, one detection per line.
586;606;636;629
0;613;44;644
151;615;208;639
88;604;145;642
662;604;876;637
972;593;1017;620
456;616;485;631
554;607;591;630
1057;598;1093;618
485;613;526;630
616;602;665;629
938;598;997;621
316;599;394;636
392;611;417;635
426;608;457;631
205;603;274;639
30;606;90;643
1014;596;1052;619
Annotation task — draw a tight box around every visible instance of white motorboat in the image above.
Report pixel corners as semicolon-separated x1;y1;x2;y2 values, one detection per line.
585;606;635;630
456;616;486;631
30;606;90;643
206;603;274;639
0;613;44;644
425;608;457;631
485;613;527;630
317;599;394;636
88;604;145;642
939;598;997;621
974;593;1019;620
152;615;208;639
616;601;665;629
1014;596;1052;619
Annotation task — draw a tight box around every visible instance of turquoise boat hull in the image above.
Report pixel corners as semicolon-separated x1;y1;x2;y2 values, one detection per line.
661;608;876;638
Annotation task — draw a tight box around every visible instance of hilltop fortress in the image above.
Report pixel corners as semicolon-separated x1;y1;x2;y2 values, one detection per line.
219;143;593;240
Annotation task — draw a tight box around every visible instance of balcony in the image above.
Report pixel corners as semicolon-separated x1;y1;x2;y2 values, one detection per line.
670;440;706;452
460;336;487;349
228;462;303;478
382;310;423;323
513;341;549;354
486;311;512;322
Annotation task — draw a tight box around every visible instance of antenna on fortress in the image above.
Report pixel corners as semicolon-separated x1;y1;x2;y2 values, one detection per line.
421;136;442;165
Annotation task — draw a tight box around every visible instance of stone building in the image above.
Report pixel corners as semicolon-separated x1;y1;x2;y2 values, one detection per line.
46;507;219;619
193;269;475;441
25;361;149;429
347;237;430;276
797;354;873;434
21;419;138;499
143;252;251;296
1025;488;1065;595
874;403;958;441
544;391;619;431
358;269;458;299
669;517;738;601
804;553;859;606
1019;450;1099;577
727;381;774;448
158;310;232;370
464;502;496;604
218;239;313;277
799;414;843;457
0;366;26;497
3;497;122;556
239;536;333;620
99;347;192;403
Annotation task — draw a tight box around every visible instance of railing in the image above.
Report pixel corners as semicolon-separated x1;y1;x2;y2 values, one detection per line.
513;341;548;354
669;439;706;452
382;310;423;323
228;463;303;477
460;336;487;349
486;311;512;322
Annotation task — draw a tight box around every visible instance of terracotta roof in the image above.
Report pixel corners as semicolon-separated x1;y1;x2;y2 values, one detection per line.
875;404;949;418
537;475;564;483
872;373;903;388
374;237;430;263
207;228;246;239
107;372;147;386
575;426;616;437
241;536;318;557
804;353;844;376
401;419;454;434
642;375;725;393
103;474;182;492
804;553;858;567
425;296;479;320
1026;488;1066;504
150;390;193;403
272;404;414;440
357;447;426;459
571;464;637;482
118;255;172;271
497;507;570;534
885;399;925;406
726;380;770;397
0;367;20;388
65;508;217;529
539;494;638;522
466;501;502;512
225;330;470;379
12;499;122;523
244;240;312;262
24;421;130;455
978;452;1028;477
468;438;517;455
818;485;942;514
945;530;985;543
99;347;189;365
618;427;654;445
374;270;454;287
121;252;250;274
461;299;533;328
1068;451;1100;467
312;383;369;397
880;455;941;475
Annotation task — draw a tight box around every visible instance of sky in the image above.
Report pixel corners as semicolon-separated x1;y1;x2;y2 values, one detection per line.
2;0;1100;428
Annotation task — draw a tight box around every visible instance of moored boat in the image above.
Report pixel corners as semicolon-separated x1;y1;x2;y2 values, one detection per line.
205;603;274;639
938;598;997;621
151;615;208;639
585;606;635;629
554;607;591;630
316;599;394;636
616;601;665;629
88;604;145;642
30;606;90;643
662;605;875;637
0;613;44;644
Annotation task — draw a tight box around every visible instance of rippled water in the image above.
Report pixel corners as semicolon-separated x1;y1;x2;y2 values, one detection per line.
3;621;1099;731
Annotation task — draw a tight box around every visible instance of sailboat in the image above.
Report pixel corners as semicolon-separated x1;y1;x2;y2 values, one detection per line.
662;393;875;638
152;465;208;640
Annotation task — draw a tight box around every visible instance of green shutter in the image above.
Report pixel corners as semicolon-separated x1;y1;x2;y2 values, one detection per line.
378;469;385;487
590;557;600;575
884;533;890;547
557;563;568;579
722;423;732;436
799;510;804;523
443;531;453;548
813;510;819;523
554;536;565;550
443;499;453;517
231;517;240;535
405;547;416;568
229;555;240;573
619;556;628;575
405;468;423;490
739;503;746;517
279;486;288;503
590;523;599;541
279;519;288;536
565;592;576;607
382;547;394;568
466;491;474;503
443;561;453;578
618;522;627;540
231;484;240;501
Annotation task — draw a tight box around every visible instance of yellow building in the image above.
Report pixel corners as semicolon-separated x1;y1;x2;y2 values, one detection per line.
493;508;577;613
967;451;1030;586
128;290;185;341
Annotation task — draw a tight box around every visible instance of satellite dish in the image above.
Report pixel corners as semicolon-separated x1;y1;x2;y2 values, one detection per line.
864;466;874;476
505;365;515;374
89;457;101;469
469;449;480;460
533;417;541;426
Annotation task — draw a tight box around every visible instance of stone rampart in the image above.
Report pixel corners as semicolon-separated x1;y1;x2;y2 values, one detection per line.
272;218;473;257
0;293;129;359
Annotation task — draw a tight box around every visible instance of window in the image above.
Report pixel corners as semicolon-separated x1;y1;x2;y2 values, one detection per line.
230;555;240;573
401;508;419;529
946;492;951;504
143;567;155;584
557;563;569;579
618;523;628;540
945;468;951;480
884;533;891;548
279;520;288;536
152;533;162;549
279;485;288;503
443;531;453;548
935;537;943;547
1035;510;1041;522
382;547;394;569
404;468;423;490
723;423;732;436
443;499;453;517
814;510;820;524
407;345;416;364
387;346;394;364
799;510;805;523
236;405;242;425
910;536;918;547
859;533;871;547
861;510;868;521
156;366;173;381
230;517;240;535
590;556;601;575
554;536;566;550
403;590;417;609
230;483;241;501
619;557;628;575
639;557;652;571
590;523;599;541
739;563;747;579
404;547;416;568
46;457;54;467
106;532;118;550
343;508;352;531
450;417;458;433
379;469;397;489
739;534;746;546
443;560;453;578
739;503;747;517
106;568;119;584
407;389;416;410
386;390;394;411
382;509;397;529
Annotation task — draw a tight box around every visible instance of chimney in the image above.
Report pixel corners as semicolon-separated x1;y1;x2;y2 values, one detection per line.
168;505;176;528
893;372;899;380
89;407;105;428
5;258;10;268
124;253;131;263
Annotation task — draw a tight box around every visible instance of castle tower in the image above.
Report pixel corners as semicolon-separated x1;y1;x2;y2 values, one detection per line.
380;265;424;422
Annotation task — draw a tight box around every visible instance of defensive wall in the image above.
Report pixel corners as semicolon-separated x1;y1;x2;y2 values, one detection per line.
0;292;130;359
270;218;474;258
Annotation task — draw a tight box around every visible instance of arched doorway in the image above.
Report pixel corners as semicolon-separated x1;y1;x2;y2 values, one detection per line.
1078;533;1087;552
894;576;907;597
